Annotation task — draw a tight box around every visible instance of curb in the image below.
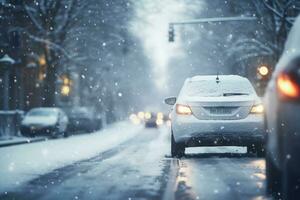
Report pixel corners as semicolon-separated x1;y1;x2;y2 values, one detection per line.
0;137;46;148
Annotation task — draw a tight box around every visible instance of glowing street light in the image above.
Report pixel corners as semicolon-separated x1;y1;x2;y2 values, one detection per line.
157;112;164;119
61;85;70;96
258;65;269;77
145;112;151;120
61;75;72;96
39;55;46;66
137;112;145;119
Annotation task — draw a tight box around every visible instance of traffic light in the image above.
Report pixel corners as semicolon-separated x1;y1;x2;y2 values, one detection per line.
168;25;175;42
256;65;271;96
257;65;270;79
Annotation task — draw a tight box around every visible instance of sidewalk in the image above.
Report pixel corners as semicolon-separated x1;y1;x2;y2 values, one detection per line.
0;136;46;148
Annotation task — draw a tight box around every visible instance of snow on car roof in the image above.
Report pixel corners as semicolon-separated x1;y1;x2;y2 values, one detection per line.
30;107;60;111
182;75;255;97
275;15;300;74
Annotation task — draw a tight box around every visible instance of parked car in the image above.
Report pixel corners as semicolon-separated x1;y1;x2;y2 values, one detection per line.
264;16;300;199
20;107;69;138
65;107;100;133
165;75;265;157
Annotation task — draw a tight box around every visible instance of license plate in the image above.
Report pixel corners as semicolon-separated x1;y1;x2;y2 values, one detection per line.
208;107;236;114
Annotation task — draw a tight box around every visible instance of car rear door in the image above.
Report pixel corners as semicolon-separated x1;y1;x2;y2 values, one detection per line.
188;96;255;120
182;77;258;120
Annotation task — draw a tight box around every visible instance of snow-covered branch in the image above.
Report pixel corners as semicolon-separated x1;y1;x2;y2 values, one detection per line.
23;31;72;59
261;0;293;25
24;5;46;33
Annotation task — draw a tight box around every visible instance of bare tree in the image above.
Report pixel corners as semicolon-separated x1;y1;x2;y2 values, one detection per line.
227;0;300;67
59;0;133;122
23;0;86;106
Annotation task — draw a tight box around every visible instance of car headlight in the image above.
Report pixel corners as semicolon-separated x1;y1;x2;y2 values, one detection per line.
250;104;264;114
176;104;192;115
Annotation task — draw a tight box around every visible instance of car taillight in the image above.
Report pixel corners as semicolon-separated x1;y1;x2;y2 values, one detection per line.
176;104;192;115
277;73;300;99
250;104;264;114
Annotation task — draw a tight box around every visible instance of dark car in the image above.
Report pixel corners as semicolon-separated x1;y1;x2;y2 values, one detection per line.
143;112;156;128
264;16;300;199
65;107;101;133
145;116;158;128
20;107;69;138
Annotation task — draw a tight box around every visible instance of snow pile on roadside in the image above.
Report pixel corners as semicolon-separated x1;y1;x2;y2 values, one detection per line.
0;121;142;193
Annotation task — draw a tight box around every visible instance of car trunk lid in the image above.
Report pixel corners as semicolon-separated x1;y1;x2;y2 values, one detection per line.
187;96;255;120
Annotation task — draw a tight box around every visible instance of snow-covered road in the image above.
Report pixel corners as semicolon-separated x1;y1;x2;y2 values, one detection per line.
0;123;269;200
0;121;142;194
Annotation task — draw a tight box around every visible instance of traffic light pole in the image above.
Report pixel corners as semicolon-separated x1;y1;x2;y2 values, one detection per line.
168;16;258;42
170;16;257;26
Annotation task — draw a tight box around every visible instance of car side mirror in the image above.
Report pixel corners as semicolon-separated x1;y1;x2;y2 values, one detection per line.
164;97;176;105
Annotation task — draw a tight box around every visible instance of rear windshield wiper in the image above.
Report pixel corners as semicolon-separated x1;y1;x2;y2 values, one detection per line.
223;93;249;96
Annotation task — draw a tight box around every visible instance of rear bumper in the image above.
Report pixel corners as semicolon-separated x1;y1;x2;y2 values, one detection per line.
172;114;264;146
145;121;157;128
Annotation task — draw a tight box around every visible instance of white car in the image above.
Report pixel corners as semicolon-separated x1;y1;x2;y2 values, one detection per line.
165;75;265;157
21;107;69;138
264;16;300;199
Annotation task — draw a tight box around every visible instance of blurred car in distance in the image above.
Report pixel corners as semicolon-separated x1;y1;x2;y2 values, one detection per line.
165;75;265;157
264;16;300;199
144;112;158;128
130;110;171;127
20;107;69;138
64;107;101;133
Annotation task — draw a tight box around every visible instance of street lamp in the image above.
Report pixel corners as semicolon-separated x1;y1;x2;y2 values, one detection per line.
38;55;46;66
0;54;16;110
61;85;70;96
61;75;72;97
0;54;16;65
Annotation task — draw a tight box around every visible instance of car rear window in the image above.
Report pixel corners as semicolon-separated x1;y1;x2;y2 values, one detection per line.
27;109;58;117
184;79;255;97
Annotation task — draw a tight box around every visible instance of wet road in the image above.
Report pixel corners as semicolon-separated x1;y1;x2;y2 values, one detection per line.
1;127;268;200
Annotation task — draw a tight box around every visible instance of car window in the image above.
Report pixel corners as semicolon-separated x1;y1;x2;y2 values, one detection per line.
184;79;255;97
